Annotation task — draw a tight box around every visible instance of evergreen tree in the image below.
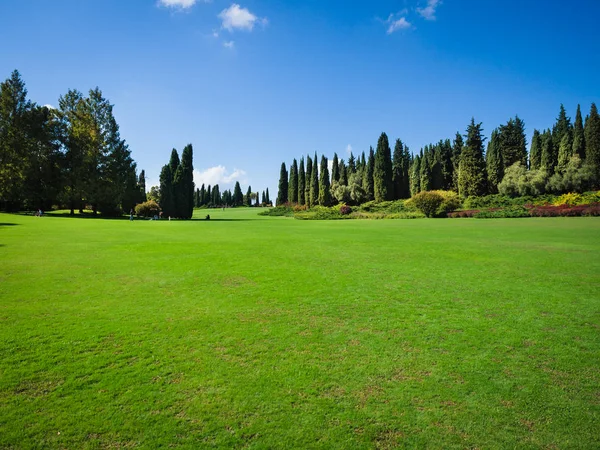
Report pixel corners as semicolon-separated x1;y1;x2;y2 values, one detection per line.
179;144;194;218
584;103;600;184
138;170;147;203
347;152;356;174
261;190;266;205
362;147;375;201
159;164;174;217
172;164;184;217
451;132;464;192
572;104;585;160
557;132;573;173
439;139;454;191
305;155;312;207
458;119;488;198
541;130;557;173
265;187;270;205
169;149;180;178
298;157;305;205
497;116;527;169
194;188;200;207
401;145;411;198
373;133;393;202
359;152;366;173
318;155;331;206
392;139;404;200
529;130;542;170
486;130;504;194
410;155;421;196
212;184;221;205
233;181;243;206
310;152;319;206
288;159;298;203
331;153;340;183
255;192;259;206
277;162;288;205
429;145;443;190
206;185;212;206
419;149;432;192
339;159;348;186
552;104;572;154
246;185;252;206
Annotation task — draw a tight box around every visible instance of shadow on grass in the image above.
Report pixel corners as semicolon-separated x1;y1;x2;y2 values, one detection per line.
0;223;19;227
45;212;130;220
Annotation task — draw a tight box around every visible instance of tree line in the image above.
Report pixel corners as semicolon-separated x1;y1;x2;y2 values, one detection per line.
190;183;270;209
277;104;600;205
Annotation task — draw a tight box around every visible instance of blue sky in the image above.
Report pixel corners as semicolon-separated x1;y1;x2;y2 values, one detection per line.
1;0;599;196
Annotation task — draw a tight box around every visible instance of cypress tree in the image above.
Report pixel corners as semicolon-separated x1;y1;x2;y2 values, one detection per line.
438;139;454;191
572;104;585;160
265;188;270;205
401;145;411;198
169;149;180;179
172;164;184;217
331;153;340;183
541;130;557;173
359;152;366;172
552;104;572;154
179;144;194;218
557;132;573;173
276;162;288;205
339;159;348;186
374;132;393;202
246;185;252;206
212;184;221;205
584;103;600;184
298;157;305;205
451;132;464;192
458;118;488;198
310;152;319;207
261;191;266;205
420;149;432;192
486;130;504;194
429;144;443;190
305;155;312;206
347;152;356;174
233;181;243;206
410;155;421;196
288;159;298;204
255;192;259;206
199;183;206;206
138;170;147;203
530;130;542;170
363;147;375;201
159;164;174;217
318;155;331;206
206;185;212;206
392;139;404;200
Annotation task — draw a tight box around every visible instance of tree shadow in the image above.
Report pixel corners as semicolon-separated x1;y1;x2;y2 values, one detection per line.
46;212;130;220
0;223;19;227
190;218;252;222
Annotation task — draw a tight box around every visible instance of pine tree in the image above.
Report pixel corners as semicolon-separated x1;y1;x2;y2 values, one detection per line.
439;139;454;191
498;116;528;169
392;139;404;200
584;103;600;184
410;155;421;196
541;130;557;173
486;130;504;194
339;159;348;186
374;133;393;202
362;147;375;201
347;152;356;174
288;159;298;203
298;157;305;205
310;152;319;207
233;181;243;206
557;132;573;173
331;153;340;183
529;130;542;170
572;104;585;160
277;162;288;205
420;149;432;192
318;155;331;206
552;104;572;154
451;132;464;192
305;155;312;206
458;119;487;198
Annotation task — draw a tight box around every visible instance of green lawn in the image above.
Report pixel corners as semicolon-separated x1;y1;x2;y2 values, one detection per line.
1;209;599;448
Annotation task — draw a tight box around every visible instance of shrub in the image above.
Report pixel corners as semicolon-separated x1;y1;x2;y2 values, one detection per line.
553;193;583;207
135;200;160;218
431;190;461;216
411;191;444;218
339;205;352;215
258;206;293;217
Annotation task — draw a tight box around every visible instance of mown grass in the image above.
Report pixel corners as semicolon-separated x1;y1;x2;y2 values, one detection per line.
1;209;599;448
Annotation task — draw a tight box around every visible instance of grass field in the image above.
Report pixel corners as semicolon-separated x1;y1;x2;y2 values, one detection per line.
1;209;599;449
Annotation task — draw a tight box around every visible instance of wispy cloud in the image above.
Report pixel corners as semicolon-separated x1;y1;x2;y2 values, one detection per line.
385;14;412;34
218;4;267;32
193;166;247;187
345;144;353;155
417;0;442;20
223;41;235;49
158;0;200;9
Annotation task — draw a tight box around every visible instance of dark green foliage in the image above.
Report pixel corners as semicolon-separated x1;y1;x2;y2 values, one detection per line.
411;191;444;217
419;149;432;192
265;188;270;205
458;119;487;198
557;132;573;173
310;152;319;207
318;155;331;206
288;159;298;204
439;140;454;191
497;116;527;169
584;103;600;185
339;159;348;186
138;170;147;203
159;164;174;217
392;139;404;199
305;155;312;207
233;181;244;206
277;162;288;205
134;200;160;218
552;104;572;156
572;104;585;160
541;130;557;173
410;155;421;196
530;130;542;170
362;147;375;201
331;153;339;183
451;132;464;192
429;145;443;190
347;152;356;174
246;185;252;207
298;157;305;205
486;130;504;194
169;149;180;178
374;133;393;202
178;144;194;218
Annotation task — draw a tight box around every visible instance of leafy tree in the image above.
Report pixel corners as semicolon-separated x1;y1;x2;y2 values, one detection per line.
276;162;288;205
486;130;504;194
331;153;340;183
529;130;542;170
374;132;393;202
458;119;487;198
298;157;305;205
305;155;312;207
498;163;547;197
318;155;331;206
584;103;600;185
572;104;585;160
233;181;244;206
288;159;298;203
148;185;160;203
362;147;375;201
310;152;319;206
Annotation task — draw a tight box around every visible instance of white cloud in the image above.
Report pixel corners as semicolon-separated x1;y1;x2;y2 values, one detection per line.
218;4;267;32
43;104;55;110
158;0;199;9
345;144;353;155
223;40;235;49
212;30;219;38
193;166;247;188
386;15;412;34
417;0;441;20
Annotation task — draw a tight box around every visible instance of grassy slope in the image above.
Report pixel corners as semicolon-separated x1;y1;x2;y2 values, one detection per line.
1;210;599;448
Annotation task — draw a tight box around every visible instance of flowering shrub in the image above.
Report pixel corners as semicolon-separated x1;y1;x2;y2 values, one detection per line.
135;200;160;218
339;205;352;215
553;193;583;207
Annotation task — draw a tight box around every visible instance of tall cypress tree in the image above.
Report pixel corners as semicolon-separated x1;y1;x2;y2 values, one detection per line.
410;155;421;196
541;129;557;173
419;149;432;192
584;103;600;184
392;139;404;200
310;152;319;207
552;104;572;154
305;155;312;207
347;152;356;174
179;144;194;218
288;159;298;204
458;118;487;198
298;157;305;205
276;162;288;205
438;139;454;191
199;183;206;207
363;147;375;201
401;145;411;198
318;155;331;206
374;132;393;202
265;188;270;205
159;164;174;217
233;181;243;206
557;132;573;173
331;153;340;183
246;185;252;206
138;170;147;203
451;132;464;192
530;130;542;170
486;130;504;194
572;104;585;160
339;159;348;186
212;184;221;205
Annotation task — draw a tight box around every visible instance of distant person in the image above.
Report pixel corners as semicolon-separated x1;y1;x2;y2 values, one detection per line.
205;214;210;220
129;209;134;221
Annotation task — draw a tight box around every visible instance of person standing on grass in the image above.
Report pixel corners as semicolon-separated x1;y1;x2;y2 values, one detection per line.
129;209;134;221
